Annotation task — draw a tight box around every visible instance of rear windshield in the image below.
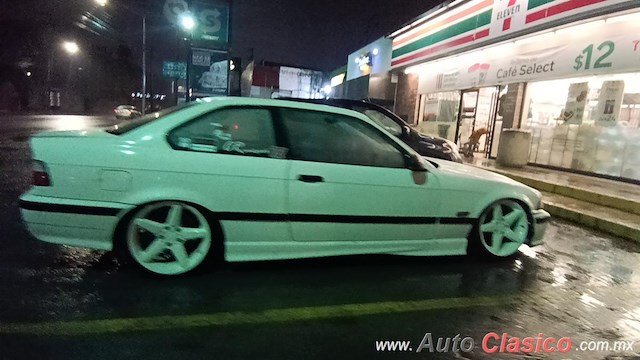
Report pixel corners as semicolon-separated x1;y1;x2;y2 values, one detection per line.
106;102;199;135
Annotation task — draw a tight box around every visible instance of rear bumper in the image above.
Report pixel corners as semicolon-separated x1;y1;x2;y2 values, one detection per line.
530;209;551;247
19;194;129;251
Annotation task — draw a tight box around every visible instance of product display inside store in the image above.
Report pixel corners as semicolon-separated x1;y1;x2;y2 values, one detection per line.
525;73;640;180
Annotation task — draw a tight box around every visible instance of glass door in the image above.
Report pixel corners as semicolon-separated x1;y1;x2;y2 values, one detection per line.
455;90;479;148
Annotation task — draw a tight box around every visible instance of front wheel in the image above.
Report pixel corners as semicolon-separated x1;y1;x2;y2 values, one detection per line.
125;201;213;275
469;199;531;258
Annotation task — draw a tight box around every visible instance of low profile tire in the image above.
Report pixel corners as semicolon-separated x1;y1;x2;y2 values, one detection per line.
469;199;531;258
124;201;214;276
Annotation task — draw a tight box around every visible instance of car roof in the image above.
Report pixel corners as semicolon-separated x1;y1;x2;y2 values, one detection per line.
121;97;418;154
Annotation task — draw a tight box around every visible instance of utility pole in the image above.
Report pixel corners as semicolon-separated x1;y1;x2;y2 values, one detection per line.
142;14;147;115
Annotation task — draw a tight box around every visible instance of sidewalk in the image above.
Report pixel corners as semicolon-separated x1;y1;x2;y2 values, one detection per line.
465;157;640;243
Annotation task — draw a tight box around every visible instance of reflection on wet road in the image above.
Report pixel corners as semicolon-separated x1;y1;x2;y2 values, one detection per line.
0;118;639;359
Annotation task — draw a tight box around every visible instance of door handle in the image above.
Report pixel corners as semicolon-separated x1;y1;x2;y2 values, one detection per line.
298;175;324;183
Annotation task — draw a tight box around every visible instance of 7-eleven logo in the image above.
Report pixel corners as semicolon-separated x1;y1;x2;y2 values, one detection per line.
502;0;518;30
495;0;522;32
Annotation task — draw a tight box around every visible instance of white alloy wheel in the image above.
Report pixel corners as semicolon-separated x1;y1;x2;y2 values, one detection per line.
477;200;530;257
126;202;212;275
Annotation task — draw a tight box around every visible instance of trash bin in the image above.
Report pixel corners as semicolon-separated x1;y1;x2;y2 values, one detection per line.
437;124;450;139
496;129;532;167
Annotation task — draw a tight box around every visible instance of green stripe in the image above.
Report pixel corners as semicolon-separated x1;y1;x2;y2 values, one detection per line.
0;295;513;336
528;0;556;10
392;9;492;59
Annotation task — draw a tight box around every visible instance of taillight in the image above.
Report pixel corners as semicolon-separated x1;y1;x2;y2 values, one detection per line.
32;160;51;186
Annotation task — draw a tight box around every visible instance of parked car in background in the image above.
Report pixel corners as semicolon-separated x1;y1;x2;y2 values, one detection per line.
20;98;549;276
114;105;142;120
284;98;463;162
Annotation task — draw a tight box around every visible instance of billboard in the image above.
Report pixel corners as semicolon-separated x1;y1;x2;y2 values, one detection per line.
163;0;230;49
190;48;228;97
192;0;230;49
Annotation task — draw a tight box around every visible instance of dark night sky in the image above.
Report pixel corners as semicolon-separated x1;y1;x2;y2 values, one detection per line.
1;0;442;71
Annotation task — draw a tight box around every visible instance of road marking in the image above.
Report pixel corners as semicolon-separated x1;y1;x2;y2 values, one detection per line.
0;295;513;336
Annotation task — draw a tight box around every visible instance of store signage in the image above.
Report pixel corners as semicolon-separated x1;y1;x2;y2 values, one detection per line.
491;0;526;34
418;19;640;94
562;83;589;125
392;0;636;69
594;80;625;126
356;53;372;68
347;37;392;81
162;61;187;80
192;1;230;49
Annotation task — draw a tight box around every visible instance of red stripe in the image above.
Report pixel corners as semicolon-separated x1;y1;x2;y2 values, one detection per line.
526;0;606;24
392;29;489;67
503;18;512;31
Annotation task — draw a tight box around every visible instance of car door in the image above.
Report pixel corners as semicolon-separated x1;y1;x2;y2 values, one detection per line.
279;107;442;243
166;106;291;245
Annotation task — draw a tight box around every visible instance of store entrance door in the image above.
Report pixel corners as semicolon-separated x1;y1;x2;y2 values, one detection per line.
455;89;479;154
456;87;500;158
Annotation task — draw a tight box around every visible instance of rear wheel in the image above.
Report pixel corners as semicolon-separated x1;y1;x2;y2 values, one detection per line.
470;200;530;258
125;201;213;275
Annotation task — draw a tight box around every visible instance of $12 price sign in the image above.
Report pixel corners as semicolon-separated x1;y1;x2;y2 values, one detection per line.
574;41;615;71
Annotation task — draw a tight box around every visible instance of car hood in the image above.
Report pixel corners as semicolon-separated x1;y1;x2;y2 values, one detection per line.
430;158;517;183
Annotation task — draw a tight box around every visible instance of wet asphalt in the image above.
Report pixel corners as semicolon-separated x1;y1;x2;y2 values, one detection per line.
0;115;639;360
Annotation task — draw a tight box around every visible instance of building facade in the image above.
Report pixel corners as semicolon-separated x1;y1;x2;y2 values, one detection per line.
334;0;640;182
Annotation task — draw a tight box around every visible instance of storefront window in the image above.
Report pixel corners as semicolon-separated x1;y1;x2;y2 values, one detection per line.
416;91;460;141
524;73;640;181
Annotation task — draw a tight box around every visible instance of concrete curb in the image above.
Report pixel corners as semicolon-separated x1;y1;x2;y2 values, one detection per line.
478;167;640;216
544;203;640;243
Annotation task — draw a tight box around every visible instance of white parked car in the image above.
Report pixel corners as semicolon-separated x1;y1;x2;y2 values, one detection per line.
20;98;550;276
113;105;142;120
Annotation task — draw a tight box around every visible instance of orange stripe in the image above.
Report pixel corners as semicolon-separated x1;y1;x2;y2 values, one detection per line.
393;0;494;49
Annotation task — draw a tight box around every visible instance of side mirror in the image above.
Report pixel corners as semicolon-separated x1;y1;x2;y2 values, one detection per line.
405;154;427;172
403;126;411;136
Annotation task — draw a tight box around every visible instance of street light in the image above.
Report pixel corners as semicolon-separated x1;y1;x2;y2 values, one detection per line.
179;14;196;31
95;0;107;6
63;41;79;55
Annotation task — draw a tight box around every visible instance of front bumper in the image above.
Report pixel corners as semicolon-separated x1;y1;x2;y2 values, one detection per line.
530;209;551;246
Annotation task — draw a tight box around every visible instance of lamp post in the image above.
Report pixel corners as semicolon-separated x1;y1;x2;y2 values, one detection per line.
48;41;79;83
45;41;80;111
179;13;196;103
95;0;148;114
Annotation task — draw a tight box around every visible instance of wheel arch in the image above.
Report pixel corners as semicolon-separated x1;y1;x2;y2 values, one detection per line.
111;199;226;263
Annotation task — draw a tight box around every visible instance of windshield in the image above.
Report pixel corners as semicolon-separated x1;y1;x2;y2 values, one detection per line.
106;102;199;135
351;106;403;136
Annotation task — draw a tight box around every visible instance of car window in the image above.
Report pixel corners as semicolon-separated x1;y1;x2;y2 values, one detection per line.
168;107;277;157
281;108;406;168
351;106;402;136
107;102;200;135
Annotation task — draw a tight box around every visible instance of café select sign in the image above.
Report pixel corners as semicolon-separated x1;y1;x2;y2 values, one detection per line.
418;21;640;94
